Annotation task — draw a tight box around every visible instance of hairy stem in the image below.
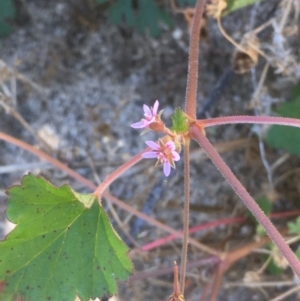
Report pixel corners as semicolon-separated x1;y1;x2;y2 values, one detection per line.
199;115;300;128
93;148;148;198
189;125;300;278
180;140;191;294
184;0;206;118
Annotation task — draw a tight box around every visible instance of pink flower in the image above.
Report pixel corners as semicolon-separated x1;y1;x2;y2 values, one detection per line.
142;140;180;177
131;100;159;129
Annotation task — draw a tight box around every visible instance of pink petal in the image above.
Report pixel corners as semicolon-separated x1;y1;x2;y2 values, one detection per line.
143;104;152;117
153;100;159;115
131;121;147;128
142;151;158;159
145;141;160;150
163;161;171;177
172;152;180;161
165;141;175;151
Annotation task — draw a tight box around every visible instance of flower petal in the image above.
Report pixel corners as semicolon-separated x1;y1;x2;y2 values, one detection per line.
145;140;160;150
142;151;158;159
153;100;159;115
172;152;180;161
143;104;152;117
131;121;147;128
163;161;171;177
165;141;176;151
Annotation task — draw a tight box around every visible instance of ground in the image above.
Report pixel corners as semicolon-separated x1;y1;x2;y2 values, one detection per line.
0;0;300;300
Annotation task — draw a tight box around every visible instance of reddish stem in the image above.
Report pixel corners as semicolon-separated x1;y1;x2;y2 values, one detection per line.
0;132;95;190
184;0;206;118
199;115;300;128
180;140;191;294
189;125;300;278
141;210;300;252
93;148;148;198
174;262;180;297
142;216;245;251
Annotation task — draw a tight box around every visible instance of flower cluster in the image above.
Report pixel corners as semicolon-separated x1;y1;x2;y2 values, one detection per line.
142;140;180;177
131;100;182;177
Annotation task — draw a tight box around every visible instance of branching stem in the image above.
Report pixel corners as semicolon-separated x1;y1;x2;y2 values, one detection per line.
199;115;300;128
189;125;300;278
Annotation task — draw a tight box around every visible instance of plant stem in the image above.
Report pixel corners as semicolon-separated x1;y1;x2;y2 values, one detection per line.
93;148;147;198
185;0;206;119
189;125;300;278
180;139;191;294
199;115;300;128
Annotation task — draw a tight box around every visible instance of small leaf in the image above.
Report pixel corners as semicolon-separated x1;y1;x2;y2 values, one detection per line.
136;0;173;37
288;217;300;234
171;108;189;134
266;85;300;154
0;21;14;38
0;174;133;301
0;0;15;38
107;0;136;27
223;0;264;15
0;0;16;19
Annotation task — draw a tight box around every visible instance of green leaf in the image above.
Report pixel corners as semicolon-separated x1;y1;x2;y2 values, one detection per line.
0;21;14;38
171;108;189;134
223;0;263;16
107;0;136;27
266;85;300;155
0;174;133;301
137;0;173;37
0;0;15;38
288;217;300;234
0;0;16;19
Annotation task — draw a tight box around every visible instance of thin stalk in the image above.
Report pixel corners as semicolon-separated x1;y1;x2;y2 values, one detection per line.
184;0;206;118
93;148;148;198
189;125;300;278
199;115;300;128
180;140;191;294
173;262;180;297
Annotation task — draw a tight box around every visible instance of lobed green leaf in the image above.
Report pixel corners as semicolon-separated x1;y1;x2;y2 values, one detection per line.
0;174;133;301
